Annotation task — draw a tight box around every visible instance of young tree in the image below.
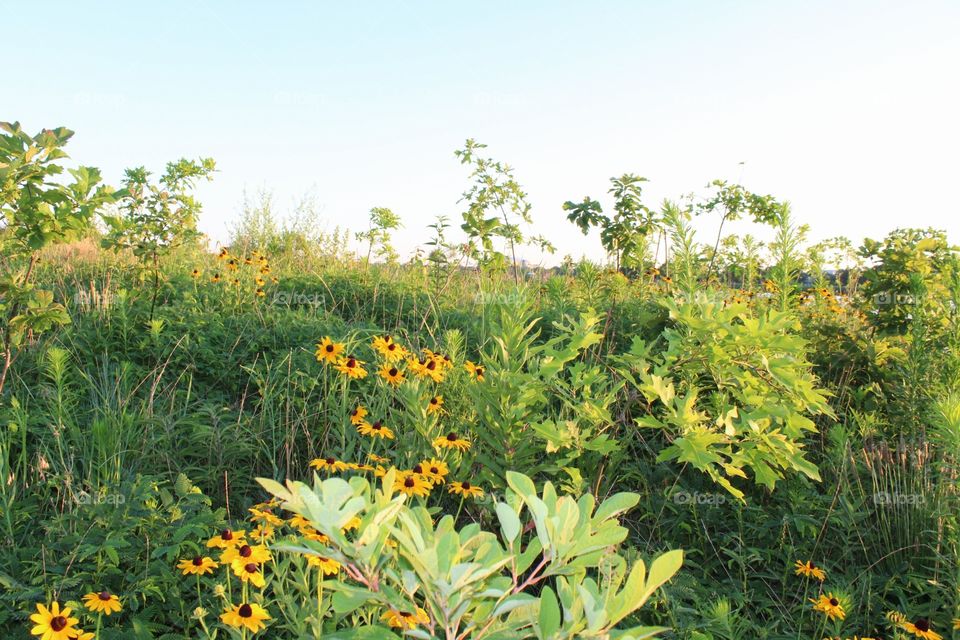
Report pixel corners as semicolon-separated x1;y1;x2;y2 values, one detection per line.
356;206;402;265
0;122;116;394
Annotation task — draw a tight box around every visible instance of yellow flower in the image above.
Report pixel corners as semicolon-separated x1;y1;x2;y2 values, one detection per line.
953;618;960;630
81;591;122;616
29;602;80;640
69;631;95;640
357;420;395;440
464;361;485;381
810;593;845;621
255;277;265;286
341;515;362;532
335;356;368;379
349;405;369;425
177;555;219;575
393;472;432;498
306;555;341;576
217;248;229;259
211;273;222;283
373;336;408;362
221;602;271;634
206;528;246;549
419;458;449;484
191;268;201;278
378;364;406;386
221;543;271;565
255;288;265;298
433;432;471;452
793;560;826;582
368;453;389;464
426;395;444;415
231;560;267;588
249;507;284;527
315;337;344;364
409;356;445;382
448;481;484;499
250;524;275;541
381;607;430;630
309;456;349;473
226;259;239;271
901;619;942;640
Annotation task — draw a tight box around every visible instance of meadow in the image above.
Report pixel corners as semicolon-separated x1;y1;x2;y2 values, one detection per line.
1;121;958;639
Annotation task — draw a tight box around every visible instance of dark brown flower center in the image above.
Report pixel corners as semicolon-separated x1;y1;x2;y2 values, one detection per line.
239;603;253;618
98;591;111;600
430;466;439;474
916;619;930;632
387;343;396;351
476;367;484;376
347;358;356;367
426;360;436;370
829;597;838;606
50;616;67;631
462;481;472;490
193;556;204;566
389;367;398;376
325;344;334;352
430;397;438;405
447;433;458;441
372;422;382;430
412;464;423;474
244;562;258;574
325;457;335;464
222;529;233;540
404;477;415;488
239;545;252;557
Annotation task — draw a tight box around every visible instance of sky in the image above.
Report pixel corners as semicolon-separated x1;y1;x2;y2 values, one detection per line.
4;1;959;265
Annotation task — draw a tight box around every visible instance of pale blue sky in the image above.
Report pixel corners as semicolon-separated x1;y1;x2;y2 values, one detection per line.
5;1;959;264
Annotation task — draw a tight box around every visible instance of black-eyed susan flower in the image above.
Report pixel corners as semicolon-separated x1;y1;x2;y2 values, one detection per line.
81;591;122;616
349;405;368;425
381;607;430;630
221;543;271;565
249;507;284;527
211;273;222;283
449;481;484;499
810;593;845;621
254;277;265;287
393;472;432;498
901;619;942;640
309;456;349;473
231;278;241;286
69;631;95;640
427;395;444;415
250;523;275;541
378;364;405;386
255;288;265;298
287;514;313;531
465;361;485;381
368;453;389;464
217;248;229;259
178;555;219;575
207;528;246;549
341;515;362;532
357;420;395;440
29;602;79;640
315;337;344;364
221;602;271;634
433;432;471;452
335;356;368;379
953;618;960;630
191;268;201;278
231;560;266;588
226;259;239;271
244;256;254;265
793;560;826;582
420;458;449;484
306;555;341;576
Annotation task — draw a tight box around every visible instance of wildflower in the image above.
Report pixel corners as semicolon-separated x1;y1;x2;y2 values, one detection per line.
249;507;284;527
309;456;349;473
178;555;219;575
191;269;201;278
810;593;845;621
244;257;254;265
448;481;484;499
207;528;246;549
335;356;368;379
381;607;430;630
420;458;449;484
29;602;79;640
81;591;122;616
221;543;271;565
287;514;314;531
69;631;95;640
226;259;238;271
211;273;222;283
231;278;241;286
221;602;271;633
341;515;362;532
315;337;344;364
794;560;826;582
378;364;405;386
250;524;275;541
373;336;408;362
349;405;369;425
255;288;265;298
368;453;389;464
953;619;960;630
306;555;341;575
217;248;229;259
231;560;267;588
433;432;471;452
426;395;444;415
357;420;395;440
394;472;432;498
901;619;942;640
464;361;485;381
